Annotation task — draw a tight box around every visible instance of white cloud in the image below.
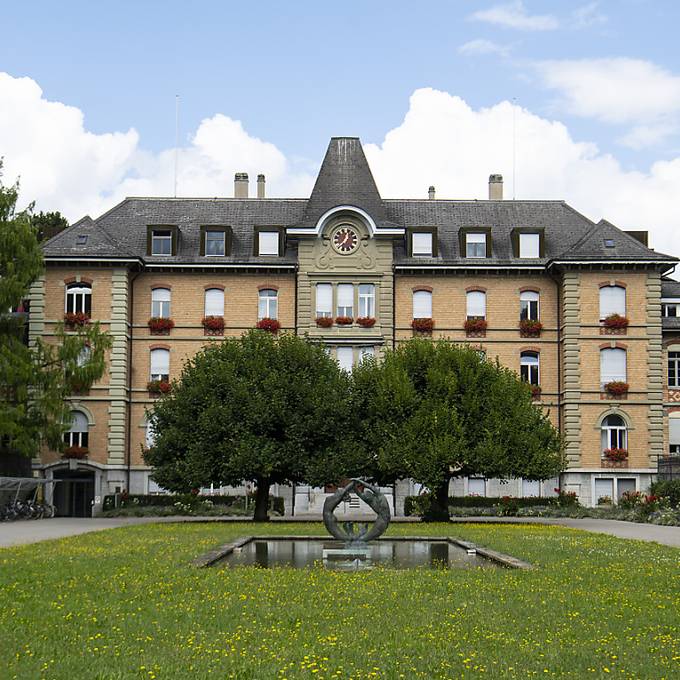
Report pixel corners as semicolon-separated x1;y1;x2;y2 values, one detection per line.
470;1;558;31
572;2;607;28
458;39;512;58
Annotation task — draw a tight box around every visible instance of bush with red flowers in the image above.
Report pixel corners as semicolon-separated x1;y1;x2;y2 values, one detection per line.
315;316;334;328
64;312;90;327
411;317;434;334
603;447;628;462
335;316;354;326
604;381;629;396
62;446;89;459
256;318;281;333
519;319;543;337
148;317;175;334
464;318;488;335
603;313;629;329
202;315;225;334
356;317;376;328
147;380;172;395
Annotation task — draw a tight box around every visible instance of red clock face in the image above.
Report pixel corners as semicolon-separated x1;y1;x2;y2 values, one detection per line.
332;227;359;253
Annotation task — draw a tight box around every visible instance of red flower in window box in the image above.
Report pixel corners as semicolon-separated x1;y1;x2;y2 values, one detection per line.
64;312;90;328
603;447;628;462
464;318;487;336
202;315;225;335
604;381;629;397
356;317;376;328
335;316;354;326
62;446;89;459
148;317;175;335
603;314;629;329
147;380;171;395
256;318;281;333
315;316;334;328
530;384;542;400
411;317;434;334
519;319;543;337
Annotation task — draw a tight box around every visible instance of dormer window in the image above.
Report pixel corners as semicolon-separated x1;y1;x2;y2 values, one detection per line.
205;230;225;256
511;228;544;259
255;228;282;256
147;226;177;256
408;229;437;257
466;233;487;258
519;233;540;258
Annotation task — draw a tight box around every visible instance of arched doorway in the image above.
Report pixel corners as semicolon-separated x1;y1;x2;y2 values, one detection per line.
53;467;95;517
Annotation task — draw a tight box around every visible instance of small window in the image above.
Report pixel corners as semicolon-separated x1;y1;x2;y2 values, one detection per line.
316;283;333;318
520;291;539;321
151;288;171;318
412;290;432;319
604;239;615;248
600;348;626;387
519;233;540;258
358;284;375;318
205;231;225;256
336;346;354;372
65;283;92;315
64;411;89;448
600;285;626;320
150;348;170;382
466;233;486;258
76;234;88;246
258;289;278;320
336;284;354;317
204;288;224;317
412;232;433;257
663;303;678;318
466;291;486;319
258;231;280;256
668;351;680;388
520;351;540;386
151;229;173;256
601;414;627;452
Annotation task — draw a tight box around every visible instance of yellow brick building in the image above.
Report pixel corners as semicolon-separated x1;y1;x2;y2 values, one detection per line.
33;138;679;515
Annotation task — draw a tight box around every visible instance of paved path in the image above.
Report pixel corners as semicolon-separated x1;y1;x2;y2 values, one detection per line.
1;515;679;548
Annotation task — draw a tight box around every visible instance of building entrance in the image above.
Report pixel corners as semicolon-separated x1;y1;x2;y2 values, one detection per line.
52;468;95;517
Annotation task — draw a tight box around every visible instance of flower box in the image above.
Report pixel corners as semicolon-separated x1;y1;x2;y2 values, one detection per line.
202;315;224;336
147;380;171;396
356;317;376;328
256;318;281;333
62;446;89;459
603;447;628;463
411;318;434;335
64;312;90;329
335;316;354;326
464;318;487;337
315;316;334;328
602;313;629;329
519;319;543;337
602;459;628;468
530;384;542;401
148;317;175;335
604;381;629;397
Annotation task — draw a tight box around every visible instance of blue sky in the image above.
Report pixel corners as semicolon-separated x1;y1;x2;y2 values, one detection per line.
1;1;680;253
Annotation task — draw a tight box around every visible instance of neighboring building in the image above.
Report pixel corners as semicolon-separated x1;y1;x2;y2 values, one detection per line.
32;137;678;514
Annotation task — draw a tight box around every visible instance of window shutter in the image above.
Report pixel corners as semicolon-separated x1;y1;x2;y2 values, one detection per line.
466;291;486;318
600;286;626;318
337;284;354;308
150;349;170;376
316;284;333;315
204;288;224;316
600;348;626;384
413;291;432;318
670;418;680;445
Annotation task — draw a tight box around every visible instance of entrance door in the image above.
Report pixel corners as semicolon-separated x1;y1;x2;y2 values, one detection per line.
52;469;95;517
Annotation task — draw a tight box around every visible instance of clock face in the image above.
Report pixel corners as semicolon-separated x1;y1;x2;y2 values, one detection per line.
332;226;359;254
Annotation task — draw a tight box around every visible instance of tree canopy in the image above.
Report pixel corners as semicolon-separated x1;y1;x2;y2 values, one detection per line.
31;210;69;243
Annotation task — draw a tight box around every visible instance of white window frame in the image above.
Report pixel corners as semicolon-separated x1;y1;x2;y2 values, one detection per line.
65;283;92;315
411;232;433;257
412;290;432;319
518;233;540;259
150;348;170;382
358;346;375;363
600;414;627;452
358;284;375;318
258;289;278;320
336;284;354;317
64;411;89;448
599;285;626;320
669;416;680;454
600;348;627;387
204;288;224;317
662;300;680;317
205;230;226;257
520;351;540;385
519;291;539;321
316;283;333;317
466;233;486;259
151;288;171;318
466;291;486;319
258;231;280;256
336;346;354;372
151;230;172;256
668;349;680;388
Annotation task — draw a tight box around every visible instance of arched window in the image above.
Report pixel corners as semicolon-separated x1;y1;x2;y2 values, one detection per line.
316;283;332;318
412;290;432;319
151;288;171;318
204;288;224;317
520;291;539;321
64;411;89;448
600;285;626;319
601;414;627;451
65;283;91;315
258;289;278;320
150;348;170;382
520;351;540;385
466;291;486;320
600;348;626;387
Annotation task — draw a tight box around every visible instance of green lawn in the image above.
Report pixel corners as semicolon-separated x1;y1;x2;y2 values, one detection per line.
1;523;678;679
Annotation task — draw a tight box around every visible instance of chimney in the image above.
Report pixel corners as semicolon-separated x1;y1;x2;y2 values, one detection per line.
234;172;249;198
488;174;503;200
257;174;266;199
428;185;436;200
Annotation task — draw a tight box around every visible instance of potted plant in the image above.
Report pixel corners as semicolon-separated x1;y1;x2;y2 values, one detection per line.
356;317;376;328
64;312;90;329
256;318;281;333
315;316;334;328
202;315;225;336
147;379;171;396
148;317;175;335
602;314;629;334
604;381;629;398
335;316;354;326
464;318;487;337
411;317;434;335
62;445;89;459
519;319;543;337
530;384;542;400
603;447;628;467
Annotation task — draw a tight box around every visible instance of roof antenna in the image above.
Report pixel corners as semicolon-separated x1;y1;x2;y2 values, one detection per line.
174;94;180;198
512;97;517;201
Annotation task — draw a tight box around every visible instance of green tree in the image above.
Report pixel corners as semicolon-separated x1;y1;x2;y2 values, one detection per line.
31;210;69;242
354;339;564;520
144;331;354;521
0;172;111;472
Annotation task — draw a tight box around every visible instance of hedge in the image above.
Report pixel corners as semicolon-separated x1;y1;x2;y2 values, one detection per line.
403;495;552;516
102;493;285;515
650;480;680;507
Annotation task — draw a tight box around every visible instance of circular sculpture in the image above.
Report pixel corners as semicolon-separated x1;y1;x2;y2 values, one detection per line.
322;478;391;543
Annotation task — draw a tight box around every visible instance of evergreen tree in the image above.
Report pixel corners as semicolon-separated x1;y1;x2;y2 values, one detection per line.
31;210;69;242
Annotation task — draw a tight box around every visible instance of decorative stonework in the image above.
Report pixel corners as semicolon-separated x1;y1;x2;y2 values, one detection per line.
646;271;664;466
27;276;45;349
561;271;581;467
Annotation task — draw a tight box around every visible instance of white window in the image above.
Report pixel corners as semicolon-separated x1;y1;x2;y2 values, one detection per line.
466;291;486;319
65;283;92;315
662;302;678;317
669;350;680;388
520;351;540;385
145;419;157;448
466;233;486;258
204;288;224;317
358;284;375;318
600;348;626;387
601;414;627;451
316;283;333;317
258;289;278;320
336;346;354;372
205;230;225;256
337;284;354;317
151;288;171;318
258;231;280;256
522;479;541;497
519;233;540;258
467;478;486;497
670;416;680;454
151;229;172;255
412;232;433;257
594;478;614;504
359;346;375;363
599;285;626;319
520;291;539;321
76;346;91;367
412;290;432;319
150;348;170;382
64;411;89;448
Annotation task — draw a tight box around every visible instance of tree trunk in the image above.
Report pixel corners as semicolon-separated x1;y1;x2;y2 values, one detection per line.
423;477;450;522
253;477;271;522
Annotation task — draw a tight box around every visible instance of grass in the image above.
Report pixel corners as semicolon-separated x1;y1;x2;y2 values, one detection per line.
1;522;678;679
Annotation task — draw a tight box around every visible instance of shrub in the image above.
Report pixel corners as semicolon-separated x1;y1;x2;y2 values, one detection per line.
201;315;225;332
403;494;552;515
356;317;376;328
597;495;613;506
604;381;629;396
335;316;354;325
411;317;434;333
519;319;543;336
147;380;171;395
63;312;90;327
315;316;333;328
256;318;281;333
603;447;628;462
603;314;629;329
530;385;542;400
619;490;643;509
552;488;580;507
464;318;487;333
650;479;680;507
148;317;174;333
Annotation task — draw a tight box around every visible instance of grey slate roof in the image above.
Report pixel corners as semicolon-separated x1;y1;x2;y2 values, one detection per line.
662;279;680;298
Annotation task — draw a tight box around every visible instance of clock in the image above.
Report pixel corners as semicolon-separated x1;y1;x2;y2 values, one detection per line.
332;226;359;254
